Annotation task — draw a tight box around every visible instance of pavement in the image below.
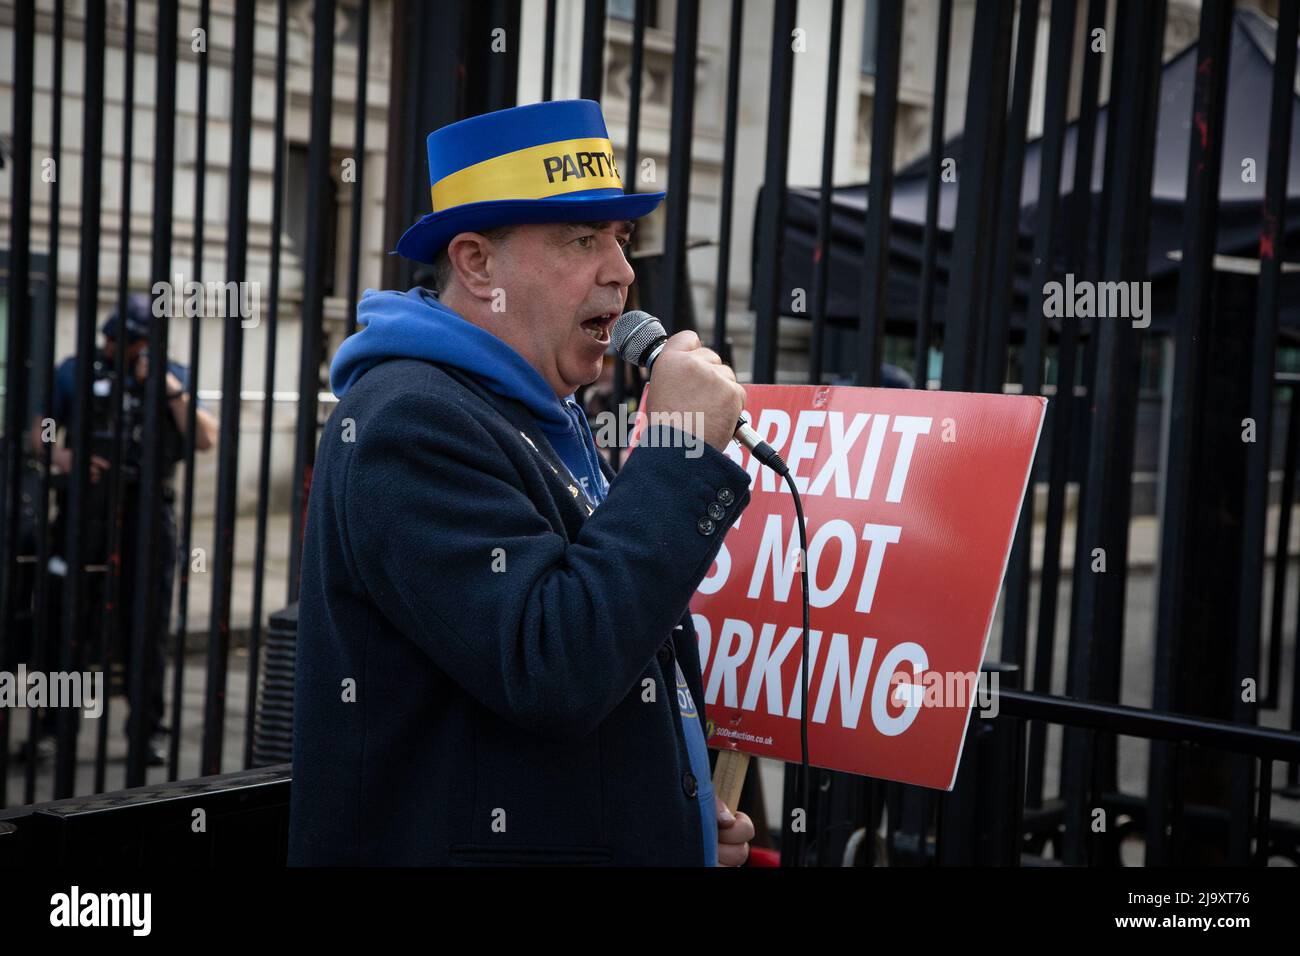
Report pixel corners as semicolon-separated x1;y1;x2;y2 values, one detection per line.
4;646;252;806
173;511;294;646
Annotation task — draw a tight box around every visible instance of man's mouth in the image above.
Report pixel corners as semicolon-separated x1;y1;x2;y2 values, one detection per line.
580;312;617;344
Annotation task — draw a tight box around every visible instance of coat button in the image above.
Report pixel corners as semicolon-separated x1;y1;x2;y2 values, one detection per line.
697;516;716;536
682;771;698;798
657;643;672;666
707;501;726;520
716;487;735;506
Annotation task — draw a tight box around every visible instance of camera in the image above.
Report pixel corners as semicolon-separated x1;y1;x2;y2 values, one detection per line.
89;349;148;485
52;349;185;566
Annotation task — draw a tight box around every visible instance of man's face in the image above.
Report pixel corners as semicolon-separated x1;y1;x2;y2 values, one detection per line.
102;337;148;364
478;220;636;397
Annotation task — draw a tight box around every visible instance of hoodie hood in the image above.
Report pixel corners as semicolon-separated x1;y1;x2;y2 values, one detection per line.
332;287;570;431
330;287;610;504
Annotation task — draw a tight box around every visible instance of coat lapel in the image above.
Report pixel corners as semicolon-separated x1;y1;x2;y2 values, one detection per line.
439;365;596;522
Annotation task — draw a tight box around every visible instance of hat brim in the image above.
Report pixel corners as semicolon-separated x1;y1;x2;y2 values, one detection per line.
100;318;149;342
395;191;667;264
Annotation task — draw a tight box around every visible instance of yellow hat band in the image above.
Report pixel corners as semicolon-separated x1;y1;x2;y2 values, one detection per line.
430;136;624;212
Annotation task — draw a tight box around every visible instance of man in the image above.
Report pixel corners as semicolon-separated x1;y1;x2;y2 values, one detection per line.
28;292;217;765
290;99;756;865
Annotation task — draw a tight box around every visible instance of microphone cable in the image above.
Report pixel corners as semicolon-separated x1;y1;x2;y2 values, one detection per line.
783;466;812;868
747;444;812;868
610;311;815;864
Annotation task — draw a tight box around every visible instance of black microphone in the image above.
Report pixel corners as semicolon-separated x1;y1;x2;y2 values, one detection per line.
612;310;788;475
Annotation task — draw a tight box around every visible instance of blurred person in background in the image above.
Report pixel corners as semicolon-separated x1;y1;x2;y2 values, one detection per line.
21;292;217;766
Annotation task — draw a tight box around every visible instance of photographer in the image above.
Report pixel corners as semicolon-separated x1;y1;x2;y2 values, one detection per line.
27;293;218;766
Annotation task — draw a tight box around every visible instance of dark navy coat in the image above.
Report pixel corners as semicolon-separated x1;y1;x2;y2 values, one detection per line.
288;357;752;865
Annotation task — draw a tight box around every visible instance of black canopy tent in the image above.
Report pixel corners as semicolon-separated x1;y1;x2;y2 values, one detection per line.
753;7;1300;340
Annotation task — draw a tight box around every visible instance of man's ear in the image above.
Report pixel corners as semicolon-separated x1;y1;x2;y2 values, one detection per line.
445;232;501;301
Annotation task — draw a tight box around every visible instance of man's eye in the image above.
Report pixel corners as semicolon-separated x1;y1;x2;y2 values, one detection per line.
575;235;594;248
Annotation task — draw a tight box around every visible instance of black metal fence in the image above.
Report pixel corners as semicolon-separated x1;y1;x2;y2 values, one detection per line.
2;0;1300;867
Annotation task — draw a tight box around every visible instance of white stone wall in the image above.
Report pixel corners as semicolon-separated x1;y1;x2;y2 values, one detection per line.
0;0;391;520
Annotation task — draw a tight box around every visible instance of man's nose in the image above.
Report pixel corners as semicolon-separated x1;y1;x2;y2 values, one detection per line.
600;238;637;289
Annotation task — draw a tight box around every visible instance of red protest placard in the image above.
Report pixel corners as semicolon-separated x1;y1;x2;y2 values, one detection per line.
642;384;1045;791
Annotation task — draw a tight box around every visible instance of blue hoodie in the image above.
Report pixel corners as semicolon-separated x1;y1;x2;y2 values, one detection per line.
329;287;718;865
331;287;610;505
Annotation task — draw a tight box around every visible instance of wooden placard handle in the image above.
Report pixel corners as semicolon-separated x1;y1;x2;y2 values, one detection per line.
712;749;751;813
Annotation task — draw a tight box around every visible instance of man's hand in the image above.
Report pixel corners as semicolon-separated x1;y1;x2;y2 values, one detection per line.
644;330;746;453
133;350;219;450
48;446;73;474
716;794;755;867
88;454;111;484
133;350;184;397
50;447;109;483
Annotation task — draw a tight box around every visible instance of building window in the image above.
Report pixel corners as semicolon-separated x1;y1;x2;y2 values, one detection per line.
609;0;657;27
285;144;340;297
861;0;879;75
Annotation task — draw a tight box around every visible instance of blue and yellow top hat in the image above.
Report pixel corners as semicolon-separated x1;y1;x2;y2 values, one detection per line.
396;99;666;264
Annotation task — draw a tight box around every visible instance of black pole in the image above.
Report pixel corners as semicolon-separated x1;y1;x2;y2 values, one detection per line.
612;0;651;471
201;0;257;777
56;0;109;797
170;0;212;782
1062;0;1166;865
542;0;557;100
0;0;36;809
856;0;904;388
1237;0;1299;812
288;0;338;604
808;0;844;386
25;0;65;807
661;0;700;332
483;0;520;112
939;0;1014;391
246;0;292;772
1000;0;1068;676
710;0;744;364
625;0;649;200
125;0;179;789
980;0;1041;394
345;0;371;339
381;0;414;292
913;0;952;388
98;0;137;793
1270;387;1300;712
1027;0;1106;812
752;0;799;386
1145;0;1236;865
580;0;607;100
1059;0;1132;841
